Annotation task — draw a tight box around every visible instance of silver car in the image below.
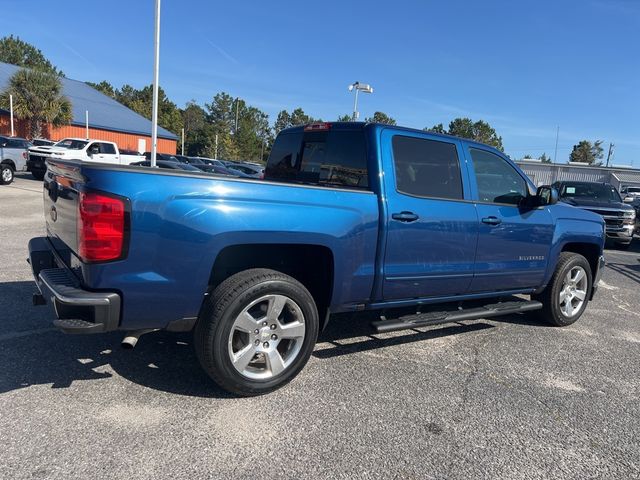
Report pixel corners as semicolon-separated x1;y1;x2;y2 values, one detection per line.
0;136;30;185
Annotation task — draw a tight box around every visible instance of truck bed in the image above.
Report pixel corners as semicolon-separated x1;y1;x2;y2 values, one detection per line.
42;160;379;331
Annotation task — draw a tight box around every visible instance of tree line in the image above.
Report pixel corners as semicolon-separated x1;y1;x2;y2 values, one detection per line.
0;35;611;166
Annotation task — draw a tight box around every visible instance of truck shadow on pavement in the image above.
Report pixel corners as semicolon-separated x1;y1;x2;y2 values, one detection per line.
604;262;640;285
0;280;547;398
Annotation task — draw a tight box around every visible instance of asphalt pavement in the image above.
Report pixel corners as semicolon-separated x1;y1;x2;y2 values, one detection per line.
1;173;639;479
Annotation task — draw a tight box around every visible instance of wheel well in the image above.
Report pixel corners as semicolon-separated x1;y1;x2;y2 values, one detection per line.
1;160;16;170
209;244;334;326
562;242;600;277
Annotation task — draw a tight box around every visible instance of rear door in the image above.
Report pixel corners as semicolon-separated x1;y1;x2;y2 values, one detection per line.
381;129;478;300
98;142;120;164
465;146;554;292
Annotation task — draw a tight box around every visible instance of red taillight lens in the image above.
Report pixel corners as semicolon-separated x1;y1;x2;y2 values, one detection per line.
22;152;27;159
78;191;127;262
304;122;331;131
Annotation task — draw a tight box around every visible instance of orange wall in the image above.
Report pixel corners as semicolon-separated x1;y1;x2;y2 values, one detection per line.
0;114;176;154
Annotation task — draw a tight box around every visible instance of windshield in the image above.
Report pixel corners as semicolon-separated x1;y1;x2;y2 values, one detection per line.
54;139;88;150
559;183;622;202
625;187;640;193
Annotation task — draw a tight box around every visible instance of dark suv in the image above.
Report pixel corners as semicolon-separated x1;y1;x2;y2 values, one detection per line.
553;181;635;248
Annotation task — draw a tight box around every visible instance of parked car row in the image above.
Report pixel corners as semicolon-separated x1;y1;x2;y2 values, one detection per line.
0;133;265;185
141;153;258;178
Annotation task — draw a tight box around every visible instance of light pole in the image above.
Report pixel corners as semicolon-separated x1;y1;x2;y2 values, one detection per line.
150;0;161;167
348;81;373;121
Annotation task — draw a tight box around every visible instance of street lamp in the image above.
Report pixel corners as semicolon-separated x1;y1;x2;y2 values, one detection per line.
348;81;373;121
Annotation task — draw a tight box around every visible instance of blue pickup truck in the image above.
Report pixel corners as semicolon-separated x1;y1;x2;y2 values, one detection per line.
29;122;605;395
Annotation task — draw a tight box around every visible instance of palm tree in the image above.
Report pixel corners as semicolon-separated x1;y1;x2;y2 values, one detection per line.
0;68;72;138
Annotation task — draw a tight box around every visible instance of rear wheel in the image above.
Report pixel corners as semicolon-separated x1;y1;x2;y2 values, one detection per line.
1;164;14;185
533;252;592;326
195;268;319;396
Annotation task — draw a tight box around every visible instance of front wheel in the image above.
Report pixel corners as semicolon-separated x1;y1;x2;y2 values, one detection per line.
533;252;592;326
1;165;14;185
195;268;319;396
31;169;45;180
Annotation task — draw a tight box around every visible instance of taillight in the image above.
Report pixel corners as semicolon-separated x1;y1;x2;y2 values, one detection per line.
22;152;27;159
78;191;128;262
304;122;331;131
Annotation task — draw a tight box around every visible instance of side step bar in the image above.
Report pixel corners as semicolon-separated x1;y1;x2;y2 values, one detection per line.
372;299;542;334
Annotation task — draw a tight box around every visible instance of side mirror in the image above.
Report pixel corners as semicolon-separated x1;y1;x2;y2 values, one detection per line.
536;185;558;206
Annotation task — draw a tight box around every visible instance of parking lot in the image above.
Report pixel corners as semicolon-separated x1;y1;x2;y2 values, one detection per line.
1;173;639;479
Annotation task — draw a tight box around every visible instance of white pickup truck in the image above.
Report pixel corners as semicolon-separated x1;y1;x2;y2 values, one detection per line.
27;138;143;180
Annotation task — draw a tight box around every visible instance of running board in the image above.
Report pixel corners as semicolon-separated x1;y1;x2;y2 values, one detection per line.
371;299;542;334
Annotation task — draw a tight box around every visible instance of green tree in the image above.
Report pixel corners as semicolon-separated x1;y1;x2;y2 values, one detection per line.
290;107;315;126
424;119;503;150
274;110;292;134
0;68;71;138
540;152;552;163
447;118;503;151
425;123;447;134
337;114;352;122
206;92;237;133
424;117;504;152
0;35;62;75
272;107;317;134
365;111;396;125
112;84;182;136
181;101;210;156
569;140;604;165
86;80;116;98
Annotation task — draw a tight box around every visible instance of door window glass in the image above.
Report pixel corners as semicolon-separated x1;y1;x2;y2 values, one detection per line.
470;148;527;205
392;135;463;200
100;143;117;154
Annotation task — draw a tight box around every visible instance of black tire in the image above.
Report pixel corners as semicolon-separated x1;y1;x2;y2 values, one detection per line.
1;164;14;185
195;268;319;396
31;169;45;181
533;252;592;327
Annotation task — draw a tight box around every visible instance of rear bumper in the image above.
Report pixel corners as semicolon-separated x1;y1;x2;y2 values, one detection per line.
27;154;46;172
28;236;121;334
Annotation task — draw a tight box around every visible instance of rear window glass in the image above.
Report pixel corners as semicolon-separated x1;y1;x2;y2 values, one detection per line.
266;130;368;189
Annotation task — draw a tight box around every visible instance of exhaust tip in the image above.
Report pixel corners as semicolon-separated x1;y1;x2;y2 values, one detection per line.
120;329;158;350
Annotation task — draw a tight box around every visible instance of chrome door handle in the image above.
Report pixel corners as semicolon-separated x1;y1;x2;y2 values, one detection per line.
392;211;419;223
482;216;502;226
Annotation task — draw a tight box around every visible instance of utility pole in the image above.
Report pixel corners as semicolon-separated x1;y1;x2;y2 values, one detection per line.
606;143;615;167
181;128;185;155
214;134;218;160
9;94;14;137
150;0;161;168
553;126;559;163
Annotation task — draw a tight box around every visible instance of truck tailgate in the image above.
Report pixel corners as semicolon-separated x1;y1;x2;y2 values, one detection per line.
43;160;81;260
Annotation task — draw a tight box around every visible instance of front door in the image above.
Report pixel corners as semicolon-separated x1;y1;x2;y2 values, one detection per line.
466;147;554;292
381;130;479;300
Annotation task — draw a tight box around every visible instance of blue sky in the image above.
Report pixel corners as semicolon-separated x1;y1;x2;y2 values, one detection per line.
3;0;639;164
